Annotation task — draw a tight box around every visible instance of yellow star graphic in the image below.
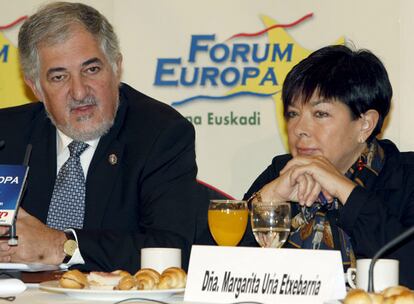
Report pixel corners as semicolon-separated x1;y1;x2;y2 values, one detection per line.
0;32;35;108
227;15;344;150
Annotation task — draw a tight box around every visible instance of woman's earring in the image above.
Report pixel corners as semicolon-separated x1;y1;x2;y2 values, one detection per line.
357;156;365;171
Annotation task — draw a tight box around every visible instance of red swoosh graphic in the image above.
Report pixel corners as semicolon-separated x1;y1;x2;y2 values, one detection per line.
0;16;28;30
226;12;313;41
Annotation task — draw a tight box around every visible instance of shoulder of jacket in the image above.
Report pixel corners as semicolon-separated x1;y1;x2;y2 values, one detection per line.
271;154;292;173
0;102;43;115
120;83;186;121
398;152;414;166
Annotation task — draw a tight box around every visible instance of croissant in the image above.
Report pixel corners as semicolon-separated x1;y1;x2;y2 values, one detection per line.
111;270;131;278
116;275;137;290
386;291;414;303
134;268;161;290
368;293;385;304
382;286;411;298
344;286;414;304
157;267;187;289
59;269;89;289
344;289;372;304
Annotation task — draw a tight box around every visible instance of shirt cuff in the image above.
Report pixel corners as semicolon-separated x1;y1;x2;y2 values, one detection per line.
59;228;85;268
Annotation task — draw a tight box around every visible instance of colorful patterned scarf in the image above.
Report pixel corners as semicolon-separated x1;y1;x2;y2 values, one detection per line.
287;139;385;269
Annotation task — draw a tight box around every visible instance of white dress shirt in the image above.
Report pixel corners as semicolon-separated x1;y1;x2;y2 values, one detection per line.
55;130;99;267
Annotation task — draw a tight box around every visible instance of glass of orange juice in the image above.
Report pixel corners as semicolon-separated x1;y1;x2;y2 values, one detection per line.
208;200;248;246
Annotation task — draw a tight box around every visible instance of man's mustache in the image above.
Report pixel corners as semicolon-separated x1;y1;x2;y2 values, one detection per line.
69;96;98;110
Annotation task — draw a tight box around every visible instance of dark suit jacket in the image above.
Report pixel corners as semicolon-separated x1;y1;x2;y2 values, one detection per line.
0;83;204;273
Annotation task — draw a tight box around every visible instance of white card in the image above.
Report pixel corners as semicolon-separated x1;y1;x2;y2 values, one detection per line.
184;245;346;304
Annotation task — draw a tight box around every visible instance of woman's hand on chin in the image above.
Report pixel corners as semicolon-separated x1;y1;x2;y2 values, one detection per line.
279;155;357;205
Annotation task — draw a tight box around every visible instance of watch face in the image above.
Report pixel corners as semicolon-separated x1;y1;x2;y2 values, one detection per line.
63;239;78;256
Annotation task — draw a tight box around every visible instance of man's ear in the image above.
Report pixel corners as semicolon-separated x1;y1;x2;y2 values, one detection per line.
360;109;380;142
115;54;123;81
24;77;43;101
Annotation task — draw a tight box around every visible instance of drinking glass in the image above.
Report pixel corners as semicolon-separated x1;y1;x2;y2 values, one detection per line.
208;200;248;246
251;201;291;248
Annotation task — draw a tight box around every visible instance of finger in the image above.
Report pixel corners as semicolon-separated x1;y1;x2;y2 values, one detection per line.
322;189;335;203
289;166;314;201
301;175;319;206
17;208;28;219
289;163;315;184
303;174;316;206
0;255;12;262
0;226;10;236
0;241;11;251
306;182;322;207
0;244;17;262
295;175;304;203
295;174;308;205
286;164;300;187
280;156;311;175
282;155;334;176
0;242;12;262
297;173;312;205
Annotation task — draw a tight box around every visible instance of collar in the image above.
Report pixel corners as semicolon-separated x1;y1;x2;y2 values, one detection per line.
56;129;99;156
374;139;403;190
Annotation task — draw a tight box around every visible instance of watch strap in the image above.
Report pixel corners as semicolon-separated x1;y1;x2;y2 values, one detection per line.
63;231;77;264
247;190;262;204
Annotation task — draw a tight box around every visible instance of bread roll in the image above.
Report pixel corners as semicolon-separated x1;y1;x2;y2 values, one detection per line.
134;268;161;290
59;269;89;289
344;285;414;304
369;293;385;304
382;286;411;298
111;270;131;278
383;297;394;304
344;289;372;304
384;291;414;304
157;267;186;289
87;271;122;290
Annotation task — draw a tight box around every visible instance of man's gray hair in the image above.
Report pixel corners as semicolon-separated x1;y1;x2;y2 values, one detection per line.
18;2;121;84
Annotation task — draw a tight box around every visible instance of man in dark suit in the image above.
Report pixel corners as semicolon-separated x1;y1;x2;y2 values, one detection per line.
0;2;204;273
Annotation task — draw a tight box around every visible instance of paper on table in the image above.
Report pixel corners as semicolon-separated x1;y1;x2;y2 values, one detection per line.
0;263;60;272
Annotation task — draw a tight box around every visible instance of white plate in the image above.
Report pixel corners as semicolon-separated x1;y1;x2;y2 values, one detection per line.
39;280;185;301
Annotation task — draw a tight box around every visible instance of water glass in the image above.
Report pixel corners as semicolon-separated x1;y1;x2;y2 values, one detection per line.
251;201;291;248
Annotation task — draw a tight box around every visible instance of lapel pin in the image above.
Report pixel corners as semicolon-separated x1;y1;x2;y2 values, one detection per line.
108;154;118;165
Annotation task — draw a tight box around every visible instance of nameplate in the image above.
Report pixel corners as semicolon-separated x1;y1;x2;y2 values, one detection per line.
0;165;29;225
185;245;346;304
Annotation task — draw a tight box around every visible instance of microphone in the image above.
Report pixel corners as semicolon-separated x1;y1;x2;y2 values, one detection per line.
7;144;32;246
0;142;32;246
22;144;32;167
367;225;414;292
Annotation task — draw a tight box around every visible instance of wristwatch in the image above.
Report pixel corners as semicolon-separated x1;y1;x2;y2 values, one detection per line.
63;231;78;263
247;190;262;204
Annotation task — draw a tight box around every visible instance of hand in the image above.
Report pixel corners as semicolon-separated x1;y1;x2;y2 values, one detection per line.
280;155;357;204
0;208;66;264
260;167;322;205
0;226;11;262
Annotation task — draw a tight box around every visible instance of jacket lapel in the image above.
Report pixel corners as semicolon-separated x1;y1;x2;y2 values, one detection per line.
24;111;57;222
83;95;128;229
84;141;124;229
